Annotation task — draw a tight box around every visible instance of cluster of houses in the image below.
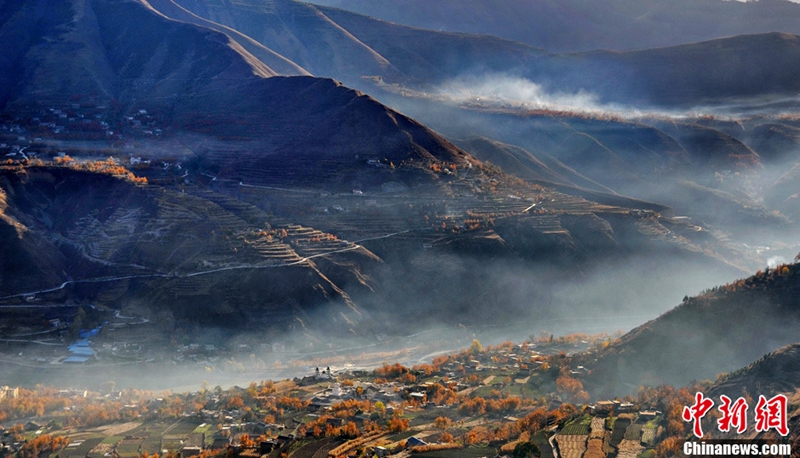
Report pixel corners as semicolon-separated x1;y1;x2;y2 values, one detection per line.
0;104;170;169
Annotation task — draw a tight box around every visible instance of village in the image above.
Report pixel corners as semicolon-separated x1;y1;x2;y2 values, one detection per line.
0;335;682;458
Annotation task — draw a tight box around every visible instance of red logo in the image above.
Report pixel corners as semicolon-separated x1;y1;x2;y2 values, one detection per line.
754;394;789;436
717;395;748;434
683;392;715;438
683;392;789;438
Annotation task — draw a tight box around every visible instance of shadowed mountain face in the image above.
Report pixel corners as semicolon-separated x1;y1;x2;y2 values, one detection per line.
155;0;800;108
306;0;800;53
0;0;757;341
0;0;482;191
710;343;800;400
578;263;800;397
0;167;379;330
140;0;800;243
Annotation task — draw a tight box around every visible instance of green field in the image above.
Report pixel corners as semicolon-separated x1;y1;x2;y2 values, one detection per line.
116;438;144;458
176;420;204;435
193;423;212;434
560;415;591;435
624;423;643;441
140;433;163;454
66;437;104;457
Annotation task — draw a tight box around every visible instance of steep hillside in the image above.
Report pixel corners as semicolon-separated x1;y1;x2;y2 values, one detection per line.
710;343;800;399
377;95;796;241
0;0;276;108
307;0;800;53
0;166;381;330
142;0;800;109
161;0;545;89
578;263;800;397
555;33;800;107
149;0;400;86
140;0;311;76
0;0;478;191
452;136;614;193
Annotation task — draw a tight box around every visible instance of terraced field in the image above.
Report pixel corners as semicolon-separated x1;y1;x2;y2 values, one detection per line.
616;439;645;458
560;416;591;435
624;422;643;441
640;422;659;446
553;433;587;458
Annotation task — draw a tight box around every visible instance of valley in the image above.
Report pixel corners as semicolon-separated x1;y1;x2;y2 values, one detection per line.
4;0;800;455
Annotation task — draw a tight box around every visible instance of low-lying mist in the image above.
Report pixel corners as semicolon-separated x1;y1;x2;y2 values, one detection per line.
0;243;743;392
434;74;607;114
428;73;800;120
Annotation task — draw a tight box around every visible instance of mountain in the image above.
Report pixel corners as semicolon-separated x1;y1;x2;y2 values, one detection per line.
550;32;800;107
0;166;381;331
21;0;800;110
578;262;800;397
152;0;546;90
0;0;789;349
306;0;800;53
0;0;480;191
710;343;800;400
450;136;615;194
147;0;800;228
161;0;800;108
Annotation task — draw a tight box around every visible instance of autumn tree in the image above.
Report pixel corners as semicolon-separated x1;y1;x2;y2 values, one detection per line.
654;435;682;458
340;422;360;439
469;339;483;355
555;372;589;404
227;396;245;409
388;417;409;432
434;416;451;430
238;434;255;448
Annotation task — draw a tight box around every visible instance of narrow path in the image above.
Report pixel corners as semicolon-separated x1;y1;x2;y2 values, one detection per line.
0;228;431;301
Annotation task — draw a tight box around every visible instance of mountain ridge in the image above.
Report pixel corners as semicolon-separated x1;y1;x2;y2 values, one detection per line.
578;262;800;397
305;0;800;53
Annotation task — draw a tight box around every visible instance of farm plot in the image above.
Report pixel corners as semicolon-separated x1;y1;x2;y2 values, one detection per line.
161;435;187;453
560;415;591;435
624;422;643;441
554;434;588;458
589;417;605;438
616;439;645;458
140;433;164;454
116;437;145;458
167;419;204;436
64;437;104;458
608;416;631;450
292;438;340;458
641;423;659;446
87;441;116;458
584;437;605;458
95;422;142;436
